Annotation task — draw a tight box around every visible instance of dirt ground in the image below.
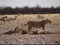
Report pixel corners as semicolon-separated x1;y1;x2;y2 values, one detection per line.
0;34;60;44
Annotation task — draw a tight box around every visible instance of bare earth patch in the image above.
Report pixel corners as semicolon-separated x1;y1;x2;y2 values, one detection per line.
0;34;60;44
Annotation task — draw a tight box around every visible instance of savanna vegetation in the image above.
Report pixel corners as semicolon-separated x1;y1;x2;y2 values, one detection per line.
0;6;60;15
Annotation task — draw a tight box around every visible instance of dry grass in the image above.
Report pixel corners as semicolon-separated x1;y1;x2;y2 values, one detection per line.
0;14;60;44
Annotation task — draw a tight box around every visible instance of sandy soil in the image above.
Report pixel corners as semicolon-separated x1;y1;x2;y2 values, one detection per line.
0;34;60;44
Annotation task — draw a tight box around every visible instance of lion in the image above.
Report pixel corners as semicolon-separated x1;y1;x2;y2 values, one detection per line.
24;19;51;30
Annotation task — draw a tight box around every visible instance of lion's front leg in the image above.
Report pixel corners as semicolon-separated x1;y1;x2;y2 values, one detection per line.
42;26;45;30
